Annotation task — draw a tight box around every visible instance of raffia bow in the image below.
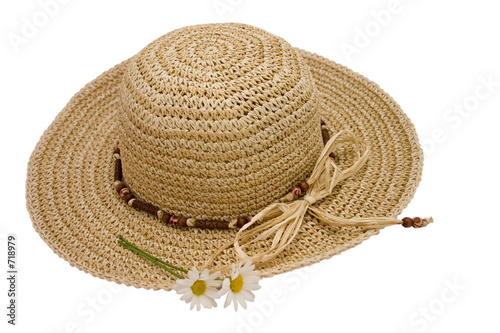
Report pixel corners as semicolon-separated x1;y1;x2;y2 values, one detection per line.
232;130;369;265
201;130;432;273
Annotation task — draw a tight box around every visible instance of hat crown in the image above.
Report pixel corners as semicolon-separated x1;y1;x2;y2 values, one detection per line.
117;23;323;221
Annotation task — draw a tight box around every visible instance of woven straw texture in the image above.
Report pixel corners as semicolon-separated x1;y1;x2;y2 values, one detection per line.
26;23;423;290
119;24;323;220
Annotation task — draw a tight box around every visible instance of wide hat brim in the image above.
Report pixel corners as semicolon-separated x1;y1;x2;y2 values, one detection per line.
26;48;423;290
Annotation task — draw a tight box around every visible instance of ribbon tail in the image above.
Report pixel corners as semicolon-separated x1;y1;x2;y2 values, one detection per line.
309;206;434;229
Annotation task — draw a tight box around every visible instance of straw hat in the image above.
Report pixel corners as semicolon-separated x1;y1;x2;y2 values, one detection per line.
26;23;431;308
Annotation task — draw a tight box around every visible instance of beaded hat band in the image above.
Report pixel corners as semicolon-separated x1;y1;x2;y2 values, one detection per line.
112;121;347;230
113;125;432;274
26;23;432;306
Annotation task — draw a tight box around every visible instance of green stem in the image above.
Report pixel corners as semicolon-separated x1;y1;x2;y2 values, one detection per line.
117;239;184;279
118;235;189;274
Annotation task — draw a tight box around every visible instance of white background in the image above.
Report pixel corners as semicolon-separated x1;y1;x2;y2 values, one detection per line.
1;0;499;332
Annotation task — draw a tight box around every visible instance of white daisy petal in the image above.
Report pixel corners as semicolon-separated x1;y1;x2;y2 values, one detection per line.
200;269;210;279
218;289;228;298
242;276;260;284
244;283;261;291
204;288;219;299
242;269;260;276
240;262;251;273
173;279;192;291
177;286;193;294
206;279;222;288
219;280;230;297
188;267;199;280
224;292;233;308
233;296;239;311
230;263;237;277
233;292;247;309
197;296;206;311
239;289;255;302
246;261;256;270
208;270;221;280
180;291;194;302
200;295;211;309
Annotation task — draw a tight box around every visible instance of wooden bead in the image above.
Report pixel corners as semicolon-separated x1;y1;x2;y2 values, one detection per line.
402;217;413;228
123;193;135;203
413;217;423;228
114;158;122;181
161;213;172;225
217;221;229;229
291;186;302;197
186;218;196;227
195;220;207;228
284;192;295;202
178;216;187;228
169;216;180;226
115;182;126;193
237;217;247;228
131;199;158;216
119;187;131;197
298;181;309;193
206;220;218;229
321;128;331;145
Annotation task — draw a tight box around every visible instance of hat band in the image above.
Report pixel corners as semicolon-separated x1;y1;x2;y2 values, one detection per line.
111;123;331;229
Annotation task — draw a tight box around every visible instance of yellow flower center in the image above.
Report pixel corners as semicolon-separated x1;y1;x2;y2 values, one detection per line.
230;274;244;293
191;280;207;296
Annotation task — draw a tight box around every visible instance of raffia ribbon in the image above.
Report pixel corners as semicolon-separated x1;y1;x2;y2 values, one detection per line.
201;130;432;273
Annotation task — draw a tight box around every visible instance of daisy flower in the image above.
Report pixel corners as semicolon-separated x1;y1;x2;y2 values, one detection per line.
173;267;221;310
219;260;261;310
